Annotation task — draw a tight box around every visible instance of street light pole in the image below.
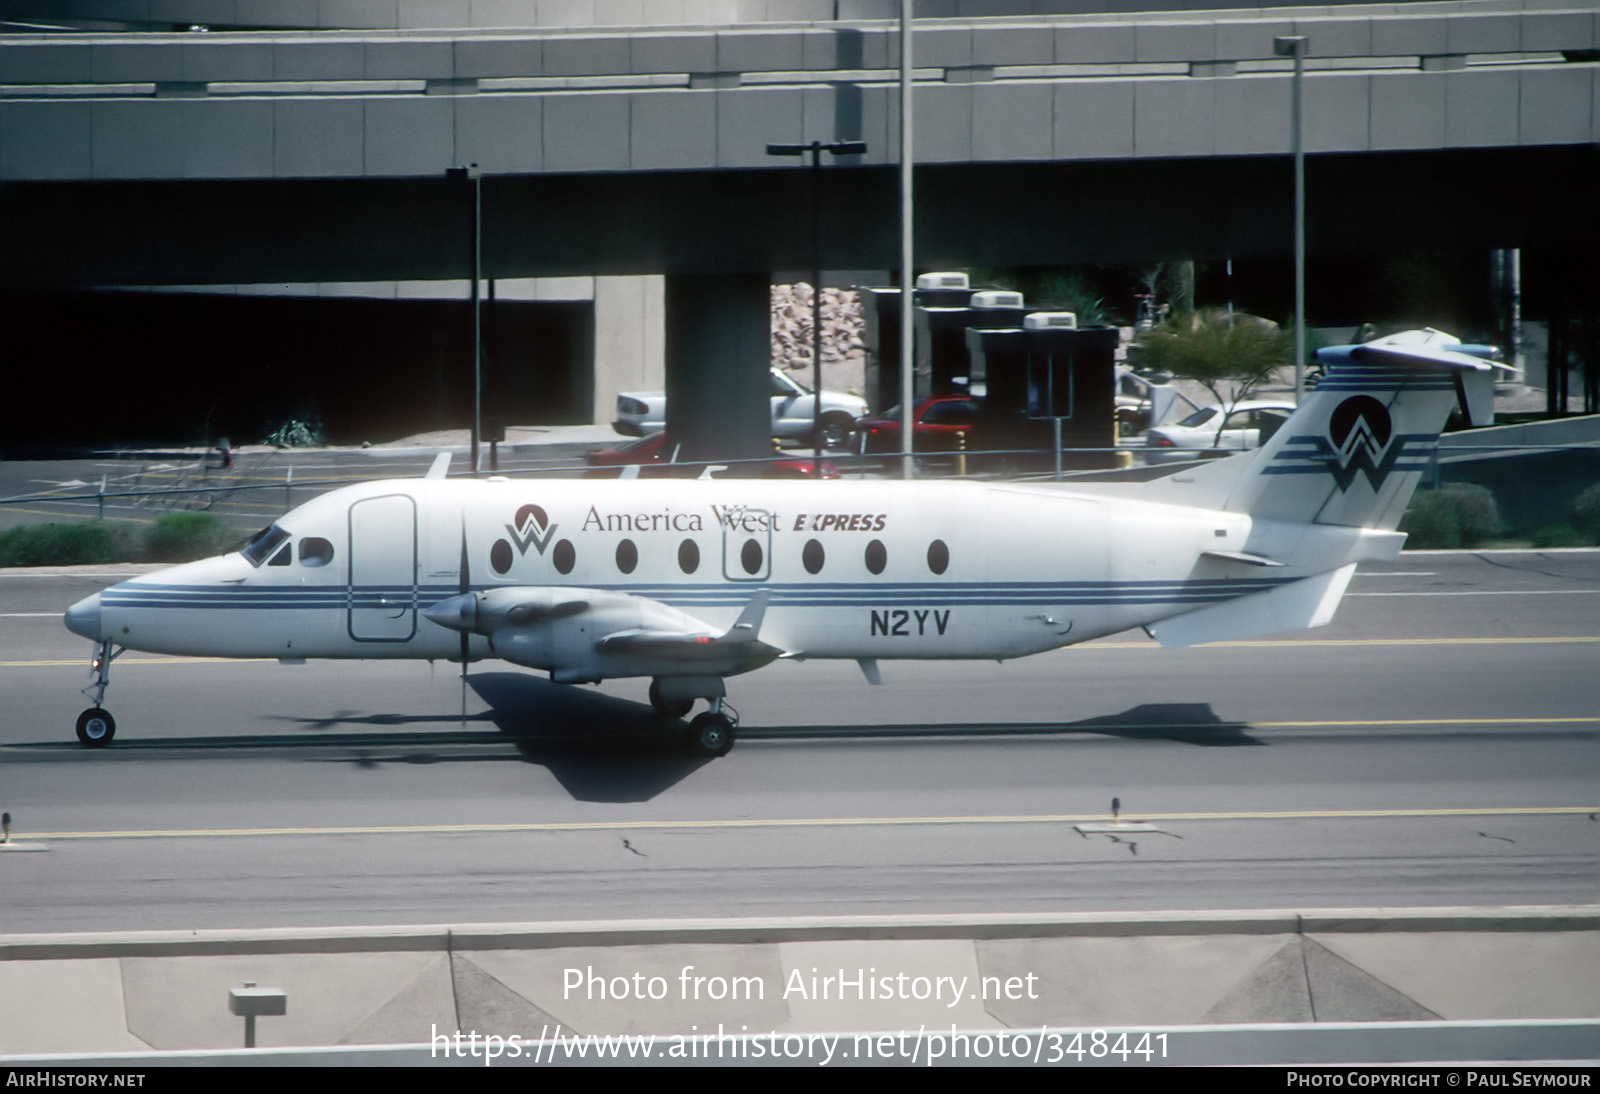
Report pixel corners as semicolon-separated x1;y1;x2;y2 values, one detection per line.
1274;36;1307;403
899;0;915;480
447;164;484;471
766;139;867;473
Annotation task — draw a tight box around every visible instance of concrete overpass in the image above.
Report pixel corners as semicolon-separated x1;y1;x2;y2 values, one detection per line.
1;2;1596;452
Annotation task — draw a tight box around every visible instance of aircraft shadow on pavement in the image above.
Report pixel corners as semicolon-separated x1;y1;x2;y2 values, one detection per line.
740;702;1263;748
466;672;714;801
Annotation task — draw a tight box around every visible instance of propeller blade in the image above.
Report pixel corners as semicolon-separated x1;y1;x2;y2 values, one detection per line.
458;528;470;672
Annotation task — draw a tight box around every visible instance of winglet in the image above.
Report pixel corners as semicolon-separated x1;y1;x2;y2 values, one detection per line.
723;590;770;643
426;452;452;479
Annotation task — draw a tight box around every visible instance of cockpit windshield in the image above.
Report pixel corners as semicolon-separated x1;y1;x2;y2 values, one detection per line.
239;523;290;567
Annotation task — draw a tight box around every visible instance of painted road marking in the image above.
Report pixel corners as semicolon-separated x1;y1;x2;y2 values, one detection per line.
19;805;1598;842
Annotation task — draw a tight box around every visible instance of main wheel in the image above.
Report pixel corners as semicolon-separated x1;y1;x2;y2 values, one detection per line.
688;712;734;757
814;414;853;451
76;707;116;748
648;679;694;719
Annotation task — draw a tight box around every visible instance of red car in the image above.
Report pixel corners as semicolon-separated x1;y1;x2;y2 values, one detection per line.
586;432;840;479
856;396;981;453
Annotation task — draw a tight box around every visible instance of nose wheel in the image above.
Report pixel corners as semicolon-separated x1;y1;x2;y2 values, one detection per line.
76;707;116;747
75;640;122;748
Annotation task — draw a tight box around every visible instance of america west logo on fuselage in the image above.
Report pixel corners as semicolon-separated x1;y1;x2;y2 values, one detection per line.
489;504;565;575
1266;394;1434;491
507;504;558;555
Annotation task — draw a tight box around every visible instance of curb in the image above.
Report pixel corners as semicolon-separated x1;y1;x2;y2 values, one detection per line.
4;906;1594;961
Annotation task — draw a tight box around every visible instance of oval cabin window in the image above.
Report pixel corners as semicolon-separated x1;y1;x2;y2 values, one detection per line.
553;539;576;575
299;537;334;567
802;539;825;574
615;538;638;574
927;539;950;575
865;539;887;575
741;538;763;575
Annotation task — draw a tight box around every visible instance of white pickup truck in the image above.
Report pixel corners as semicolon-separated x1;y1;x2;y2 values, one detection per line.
614;368;869;450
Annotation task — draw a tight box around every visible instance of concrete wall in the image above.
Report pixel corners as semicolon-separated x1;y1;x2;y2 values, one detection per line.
7;0;1581;33
593;273;665;426
2;7;1595;183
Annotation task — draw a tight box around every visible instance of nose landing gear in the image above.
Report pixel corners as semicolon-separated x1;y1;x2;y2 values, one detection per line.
75;640;122;748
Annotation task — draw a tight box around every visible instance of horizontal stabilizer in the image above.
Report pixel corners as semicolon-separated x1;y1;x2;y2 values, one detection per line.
1147;564;1356;648
1201;549;1284;568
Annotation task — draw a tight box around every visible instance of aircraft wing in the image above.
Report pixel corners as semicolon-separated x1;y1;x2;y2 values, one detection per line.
424;586;784;679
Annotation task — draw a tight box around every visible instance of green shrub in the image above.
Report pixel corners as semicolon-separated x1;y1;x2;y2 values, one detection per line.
1400;490;1460;549
1571;483;1600;541
0;521;141;567
1443;483;1502;545
0;513;237;567
1401;484;1502;549
1530;523;1589;548
142;512;237;563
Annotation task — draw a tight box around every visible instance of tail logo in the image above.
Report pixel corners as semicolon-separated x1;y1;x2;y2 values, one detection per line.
1327;396;1402;491
1265;394;1433;491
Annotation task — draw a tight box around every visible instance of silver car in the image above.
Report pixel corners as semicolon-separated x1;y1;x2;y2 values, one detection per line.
614;368;869;450
1145;399;1295;462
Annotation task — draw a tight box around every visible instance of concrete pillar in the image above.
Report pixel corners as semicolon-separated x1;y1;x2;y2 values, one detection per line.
591;275;664;427
664;273;773;469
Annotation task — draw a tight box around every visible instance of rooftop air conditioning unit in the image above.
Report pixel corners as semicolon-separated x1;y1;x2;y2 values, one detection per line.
1024;311;1078;330
915;272;970;290
971;290;1025;310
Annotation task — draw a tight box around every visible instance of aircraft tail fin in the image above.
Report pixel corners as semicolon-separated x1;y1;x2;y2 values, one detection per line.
1219;329;1499;530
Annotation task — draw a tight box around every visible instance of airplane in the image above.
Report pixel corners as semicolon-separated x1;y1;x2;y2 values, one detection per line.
63;329;1505;757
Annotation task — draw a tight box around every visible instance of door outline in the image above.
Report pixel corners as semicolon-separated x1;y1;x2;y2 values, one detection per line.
348;493;418;642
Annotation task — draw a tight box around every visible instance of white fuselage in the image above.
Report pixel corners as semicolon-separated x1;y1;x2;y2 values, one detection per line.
82;476;1345;669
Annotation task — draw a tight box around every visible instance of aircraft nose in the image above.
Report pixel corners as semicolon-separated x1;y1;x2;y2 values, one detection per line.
423;593;476;633
64;591;103;640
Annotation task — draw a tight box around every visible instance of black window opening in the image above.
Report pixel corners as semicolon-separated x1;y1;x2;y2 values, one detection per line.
802;539;825;575
300;537;334;567
741;538;763;576
865;539;887;575
553;539;576;575
678;539;700;574
927;539;950;575
616;538;638;574
240;523;290;567
267;542;292;566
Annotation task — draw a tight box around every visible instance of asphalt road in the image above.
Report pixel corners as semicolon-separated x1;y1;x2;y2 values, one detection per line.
0;551;1595;933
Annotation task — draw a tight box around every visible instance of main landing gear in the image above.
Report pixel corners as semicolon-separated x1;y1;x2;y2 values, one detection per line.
648;676;737;757
75;640;122;748
687;702;736;758
647;678;694;720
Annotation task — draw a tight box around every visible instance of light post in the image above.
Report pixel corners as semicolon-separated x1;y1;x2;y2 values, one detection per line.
1273;36;1307;402
899;0;915;479
446;164;483;470
766;139;867;472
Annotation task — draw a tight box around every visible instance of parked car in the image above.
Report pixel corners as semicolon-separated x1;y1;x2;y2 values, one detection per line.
1144;399;1295;462
855;396;982;453
1113;367;1189;437
586;431;840;479
613;368;869;450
